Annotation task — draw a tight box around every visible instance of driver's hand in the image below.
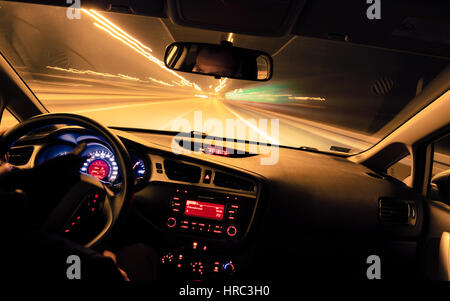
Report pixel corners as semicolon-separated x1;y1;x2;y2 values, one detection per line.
103;250;130;281
0;142;87;226
0;161;11;174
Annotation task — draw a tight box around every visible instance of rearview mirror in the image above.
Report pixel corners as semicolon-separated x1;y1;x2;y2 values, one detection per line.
164;42;273;81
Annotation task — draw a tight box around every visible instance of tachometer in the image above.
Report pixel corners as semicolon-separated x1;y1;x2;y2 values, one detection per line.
81;148;118;183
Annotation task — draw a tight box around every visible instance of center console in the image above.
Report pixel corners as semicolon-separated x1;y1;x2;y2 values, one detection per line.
136;182;259;279
165;184;258;241
133;171;260;279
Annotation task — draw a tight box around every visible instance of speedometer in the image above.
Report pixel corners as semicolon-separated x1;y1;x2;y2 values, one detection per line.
81;148;118;183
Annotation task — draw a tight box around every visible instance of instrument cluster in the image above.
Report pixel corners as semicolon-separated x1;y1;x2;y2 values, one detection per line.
36;139;149;186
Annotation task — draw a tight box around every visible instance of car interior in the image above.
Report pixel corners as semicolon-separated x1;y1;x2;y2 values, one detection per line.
0;0;449;282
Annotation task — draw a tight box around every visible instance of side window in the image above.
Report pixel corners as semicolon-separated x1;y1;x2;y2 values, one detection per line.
387;154;412;186
0;108;19;130
430;133;450;204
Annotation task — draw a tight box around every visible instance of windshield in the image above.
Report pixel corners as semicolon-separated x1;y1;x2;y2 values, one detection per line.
0;2;448;154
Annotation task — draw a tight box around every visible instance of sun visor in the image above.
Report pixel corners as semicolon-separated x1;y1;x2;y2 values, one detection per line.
166;0;306;37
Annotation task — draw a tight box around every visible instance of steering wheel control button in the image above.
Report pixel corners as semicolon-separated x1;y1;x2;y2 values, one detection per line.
226;225;237;237
167;217;177;228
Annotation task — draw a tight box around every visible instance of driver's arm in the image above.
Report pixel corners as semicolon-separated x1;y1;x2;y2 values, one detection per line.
0;130;129;281
0;129;11;174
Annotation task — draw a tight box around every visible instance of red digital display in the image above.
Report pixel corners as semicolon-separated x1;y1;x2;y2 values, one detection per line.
88;159;109;180
204;146;230;157
184;200;225;220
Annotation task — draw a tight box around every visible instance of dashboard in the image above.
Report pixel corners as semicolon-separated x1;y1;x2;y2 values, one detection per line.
8;126;426;280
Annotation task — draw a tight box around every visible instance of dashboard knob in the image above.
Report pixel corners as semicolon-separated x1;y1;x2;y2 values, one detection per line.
226;225;237;237
167;217;177;228
223;261;235;273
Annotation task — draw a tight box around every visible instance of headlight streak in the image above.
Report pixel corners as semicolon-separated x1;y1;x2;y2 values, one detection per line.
215;78;228;93
82;9;202;91
148;77;174;87
172;80;186;87
225;85;325;103
288;96;326;101
87;9;153;53
46;66;144;81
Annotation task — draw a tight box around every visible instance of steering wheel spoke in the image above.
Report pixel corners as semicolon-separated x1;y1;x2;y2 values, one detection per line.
41;174;108;243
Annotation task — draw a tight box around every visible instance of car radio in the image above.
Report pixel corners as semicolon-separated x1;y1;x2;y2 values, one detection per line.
165;185;257;240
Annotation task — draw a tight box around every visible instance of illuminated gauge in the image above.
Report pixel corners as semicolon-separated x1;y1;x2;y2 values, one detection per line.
132;158;146;179
81;149;118;183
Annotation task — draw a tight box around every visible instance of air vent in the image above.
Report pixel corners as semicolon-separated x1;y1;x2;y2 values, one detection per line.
372;77;394;95
378;199;416;225
213;172;255;192
8;146;34;166
164;160;201;183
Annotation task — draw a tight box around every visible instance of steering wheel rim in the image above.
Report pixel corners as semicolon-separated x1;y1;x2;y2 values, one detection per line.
0;113;134;247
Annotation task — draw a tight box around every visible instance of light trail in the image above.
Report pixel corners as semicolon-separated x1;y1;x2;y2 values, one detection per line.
82;9;202;91
88;9;153;53
288;96;326;101
148;77;174;87
225;85;325;103
172;81;185;87
227;33;234;43
215;78;228;93
70;98;193;114
46;66;145;82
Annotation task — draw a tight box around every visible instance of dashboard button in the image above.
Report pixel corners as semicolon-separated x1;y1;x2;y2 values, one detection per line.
167;217;177;228
226;225;237;237
203;170;212;184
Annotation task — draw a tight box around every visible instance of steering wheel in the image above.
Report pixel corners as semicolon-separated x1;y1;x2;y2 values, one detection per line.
0;113;134;247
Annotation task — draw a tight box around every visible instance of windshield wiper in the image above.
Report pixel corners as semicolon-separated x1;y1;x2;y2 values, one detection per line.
298;146;318;151
109;126;350;157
